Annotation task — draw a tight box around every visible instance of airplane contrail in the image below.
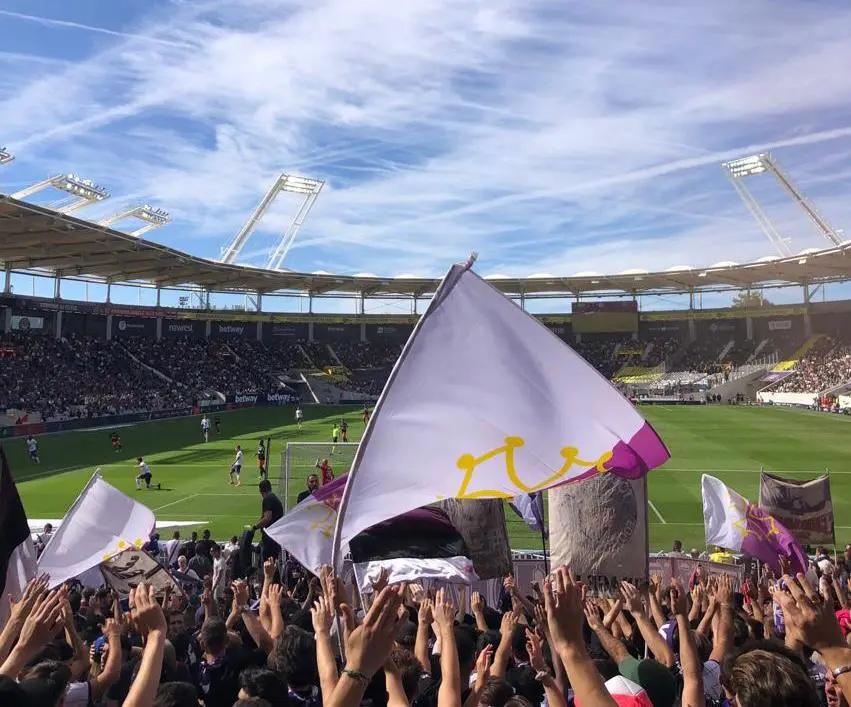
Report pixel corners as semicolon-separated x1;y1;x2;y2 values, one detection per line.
0;10;194;50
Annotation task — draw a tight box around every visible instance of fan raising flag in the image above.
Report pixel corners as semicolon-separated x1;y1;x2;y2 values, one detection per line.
702;474;807;575
331;260;669;564
38;472;156;588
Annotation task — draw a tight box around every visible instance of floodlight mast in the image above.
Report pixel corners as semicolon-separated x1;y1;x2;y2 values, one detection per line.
723;155;791;256
100;204;171;237
219;173;324;268
0;147;13;165
722;153;843;256
11;173;109;212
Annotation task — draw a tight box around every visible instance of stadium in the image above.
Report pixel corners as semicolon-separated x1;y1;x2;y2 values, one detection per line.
5;6;851;705
2;157;851;552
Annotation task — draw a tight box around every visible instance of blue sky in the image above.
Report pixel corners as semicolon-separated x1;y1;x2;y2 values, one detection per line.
3;0;851;306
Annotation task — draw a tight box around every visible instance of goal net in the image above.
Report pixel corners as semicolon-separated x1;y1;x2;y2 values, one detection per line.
280;442;359;512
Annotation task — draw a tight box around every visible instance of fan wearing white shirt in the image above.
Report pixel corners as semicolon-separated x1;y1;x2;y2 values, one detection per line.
229;445;243;487
165;530;182;568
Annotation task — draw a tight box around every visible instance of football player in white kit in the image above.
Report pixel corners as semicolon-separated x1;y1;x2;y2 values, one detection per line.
26;435;40;464
295;405;304;431
201;415;211;442
229;445;243;486
135;457;159;490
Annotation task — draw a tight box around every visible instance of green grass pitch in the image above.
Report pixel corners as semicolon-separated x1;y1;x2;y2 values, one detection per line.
4;405;850;552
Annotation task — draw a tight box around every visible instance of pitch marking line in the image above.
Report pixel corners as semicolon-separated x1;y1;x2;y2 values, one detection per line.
648;499;667;524
154;493;199;512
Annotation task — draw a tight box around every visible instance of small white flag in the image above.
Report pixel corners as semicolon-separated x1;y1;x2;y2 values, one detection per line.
265;476;346;574
334;264;669;552
38;474;155;588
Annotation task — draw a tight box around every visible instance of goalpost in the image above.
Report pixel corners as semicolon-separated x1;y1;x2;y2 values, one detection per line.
280;442;359;512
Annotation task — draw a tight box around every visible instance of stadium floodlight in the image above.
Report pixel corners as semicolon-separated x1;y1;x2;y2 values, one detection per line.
723;154;768;178
220;173;324;269
722;152;843;255
11;172;109;212
99;204;171;237
0;147;13;165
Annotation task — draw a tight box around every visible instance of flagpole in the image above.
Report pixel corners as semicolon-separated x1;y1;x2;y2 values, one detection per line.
329;262;471;572
540;524;549;576
328;261;471;656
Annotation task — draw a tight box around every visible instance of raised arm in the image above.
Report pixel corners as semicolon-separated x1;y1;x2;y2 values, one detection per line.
545;567;617;707
0;576;48;663
123;583;168;707
670;580;705;707
492;608;519;679
415;598;433;674
584;601;630;664
777;573;851;701
621;581;674;668
527;628;567;707
435;589;462;707
709;575;734;662
326;586;404;707
312;595;340;700
471;591;489;632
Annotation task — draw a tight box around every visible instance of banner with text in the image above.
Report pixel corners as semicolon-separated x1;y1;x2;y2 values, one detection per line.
759;471;835;545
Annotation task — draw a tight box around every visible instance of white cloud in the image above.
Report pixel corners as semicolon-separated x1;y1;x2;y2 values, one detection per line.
3;0;851;281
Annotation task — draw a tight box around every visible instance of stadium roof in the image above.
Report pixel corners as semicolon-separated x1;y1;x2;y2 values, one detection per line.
3;194;851;299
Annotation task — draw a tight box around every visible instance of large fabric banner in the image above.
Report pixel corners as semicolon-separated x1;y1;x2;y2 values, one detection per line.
439;499;512;580
759;472;835;545
100;549;184;599
549;473;648;594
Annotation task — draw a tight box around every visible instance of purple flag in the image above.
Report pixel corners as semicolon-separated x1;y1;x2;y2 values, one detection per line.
702;474;808;576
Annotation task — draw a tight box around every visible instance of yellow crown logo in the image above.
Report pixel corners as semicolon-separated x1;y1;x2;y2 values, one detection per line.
733;504;781;542
309;503;337;539
455;436;613;499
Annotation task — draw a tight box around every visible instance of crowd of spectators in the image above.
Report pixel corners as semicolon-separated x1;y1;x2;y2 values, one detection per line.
773;336;851;393
4;532;851;707
0;333;186;420
129;338;282;398
333;341;403;370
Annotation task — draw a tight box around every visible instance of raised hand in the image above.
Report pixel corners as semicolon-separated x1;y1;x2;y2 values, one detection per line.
18;589;65;651
372;567;390;594
9;575;49;624
433;588;456;634
263;557;277;582
474;644;494;690
526;628;547;672
311;595;334;635
471;591;485;614
669;578;689;617
231;579;249;609
130;583;167;638
543;566;585;651
776;573;844;652
344;585;405;679
583;601;603;631
715;574;734;608
619;581;644;615
418;597;433;626
602;597;623;629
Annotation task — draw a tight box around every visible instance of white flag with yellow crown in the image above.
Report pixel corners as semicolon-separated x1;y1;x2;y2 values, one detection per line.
334;263;670;553
38;473;155;588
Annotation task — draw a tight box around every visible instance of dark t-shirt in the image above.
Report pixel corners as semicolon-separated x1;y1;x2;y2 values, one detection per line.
262;493;284;524
195;538;214;559
296;489;312;504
